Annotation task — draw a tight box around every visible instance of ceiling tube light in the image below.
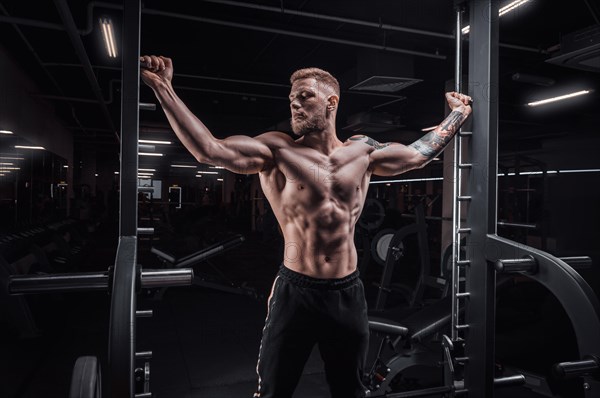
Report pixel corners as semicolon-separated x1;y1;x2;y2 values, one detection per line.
139;139;172;145
559;168;600;174
197;171;219;175
499;0;532;16
0;130;14;135
15;145;45;150
370;177;444;184
217;178;224;182
139;168;156;172
462;0;531;35
0;162;14;166
171;164;197;168
0;156;24;160
139;152;163;157
527;90;590;107
100;18;117;58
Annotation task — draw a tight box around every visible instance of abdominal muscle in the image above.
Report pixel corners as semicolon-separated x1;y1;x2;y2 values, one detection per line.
280;201;359;279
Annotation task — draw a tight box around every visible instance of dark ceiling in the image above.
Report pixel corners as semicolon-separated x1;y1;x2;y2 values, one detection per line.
1;0;599;173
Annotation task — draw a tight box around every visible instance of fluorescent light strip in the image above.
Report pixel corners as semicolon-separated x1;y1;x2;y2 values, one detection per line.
139;139;172;145
139;168;156;172
370;177;443;184
106;20;117;58
499;0;531;16
0;130;13;135
0;157;24;160
197;171;219;175
498;168;600;176
209;166;225;169
0;162;14;166
527;90;590;107
559;168;600;174
0;167;20;170
139;152;163;157
171;164;197;168
100;19;117;58
15;145;45;150
217;178;224;182
462;0;531;35
373;168;600;185
114;171;119;175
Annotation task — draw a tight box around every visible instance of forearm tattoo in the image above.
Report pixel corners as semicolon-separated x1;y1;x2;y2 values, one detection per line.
349;135;391;150
409;110;465;158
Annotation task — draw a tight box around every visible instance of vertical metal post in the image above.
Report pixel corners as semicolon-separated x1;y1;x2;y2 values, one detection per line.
464;0;499;396
119;0;140;237
450;5;463;342
109;0;140;397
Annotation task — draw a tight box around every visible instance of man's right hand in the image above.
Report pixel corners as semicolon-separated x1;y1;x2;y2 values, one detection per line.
140;55;173;89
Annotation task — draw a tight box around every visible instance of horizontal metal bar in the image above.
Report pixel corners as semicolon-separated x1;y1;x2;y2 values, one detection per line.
559;256;593;269
497;221;537;229
137;228;154;235
494;375;526;388
134;393;152;398
495;257;537;274
457;196;472;201
135;351;152;359
139;102;157;111
553;357;600;379
455;324;469;330
9;268;194;294
455;356;469;363
138;187;154;193
458;163;473;169
386;385;452;398
141;268;194;288
456;260;471;267
8;272;108;294
456;292;470;298
136;310;153;318
143;8;447;59
457;228;471;234
459;131;473;136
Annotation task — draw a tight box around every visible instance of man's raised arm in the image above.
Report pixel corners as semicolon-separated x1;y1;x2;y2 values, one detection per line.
363;91;472;176
140;55;273;174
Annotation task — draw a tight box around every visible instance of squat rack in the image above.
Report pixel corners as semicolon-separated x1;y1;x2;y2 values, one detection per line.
449;0;600;397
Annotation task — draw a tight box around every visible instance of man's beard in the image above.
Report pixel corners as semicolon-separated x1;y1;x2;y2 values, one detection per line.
291;112;327;136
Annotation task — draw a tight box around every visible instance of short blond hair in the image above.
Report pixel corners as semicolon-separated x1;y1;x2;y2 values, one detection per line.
290;67;340;97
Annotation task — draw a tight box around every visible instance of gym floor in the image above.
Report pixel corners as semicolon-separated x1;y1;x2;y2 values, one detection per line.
1;221;569;398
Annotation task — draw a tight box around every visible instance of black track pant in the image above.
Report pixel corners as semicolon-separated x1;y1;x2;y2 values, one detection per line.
253;264;369;398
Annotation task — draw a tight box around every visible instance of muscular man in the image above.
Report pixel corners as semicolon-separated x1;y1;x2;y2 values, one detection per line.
140;55;472;398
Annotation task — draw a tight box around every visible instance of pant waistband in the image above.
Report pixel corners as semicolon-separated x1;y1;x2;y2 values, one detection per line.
278;264;359;290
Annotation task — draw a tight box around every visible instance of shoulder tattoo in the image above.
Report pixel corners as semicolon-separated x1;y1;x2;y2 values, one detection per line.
349;135;390;150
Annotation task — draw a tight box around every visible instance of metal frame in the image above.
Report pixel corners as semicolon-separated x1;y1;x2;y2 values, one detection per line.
109;0;141;396
462;0;500;395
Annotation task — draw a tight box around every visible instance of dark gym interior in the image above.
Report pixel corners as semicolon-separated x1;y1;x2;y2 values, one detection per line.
1;0;599;397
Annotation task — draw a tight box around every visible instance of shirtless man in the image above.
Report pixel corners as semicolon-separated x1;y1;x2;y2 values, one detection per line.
140;55;472;398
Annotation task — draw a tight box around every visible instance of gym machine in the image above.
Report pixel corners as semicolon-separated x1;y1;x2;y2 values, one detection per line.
363;1;600;397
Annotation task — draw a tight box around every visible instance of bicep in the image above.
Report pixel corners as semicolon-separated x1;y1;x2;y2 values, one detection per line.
369;142;426;176
207;135;274;174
